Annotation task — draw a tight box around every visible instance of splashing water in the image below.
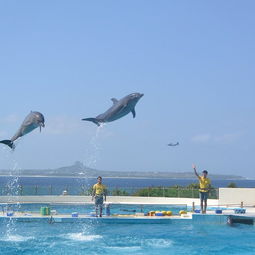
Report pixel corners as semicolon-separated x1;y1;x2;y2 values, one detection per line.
84;124;105;169
77;124;106;195
1;146;22;240
1;234;34;242
0;145;21;197
64;233;102;242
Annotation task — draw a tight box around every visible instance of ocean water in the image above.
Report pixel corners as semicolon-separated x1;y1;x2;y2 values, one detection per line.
1;176;254;188
0;219;255;255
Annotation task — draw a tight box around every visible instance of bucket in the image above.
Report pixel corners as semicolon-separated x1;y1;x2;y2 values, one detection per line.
7;211;14;217
148;211;155;216
105;204;111;216
71;212;79;217
40;207;51;216
234;208;246;214
155;212;164;216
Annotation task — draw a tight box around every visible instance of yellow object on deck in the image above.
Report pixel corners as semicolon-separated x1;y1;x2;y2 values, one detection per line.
166;211;172;216
148;211;155;216
179;210;187;215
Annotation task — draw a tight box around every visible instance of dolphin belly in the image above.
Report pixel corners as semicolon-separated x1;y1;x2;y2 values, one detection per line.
106;107;132;122
12;123;39;141
11;123;39;142
22;123;39;136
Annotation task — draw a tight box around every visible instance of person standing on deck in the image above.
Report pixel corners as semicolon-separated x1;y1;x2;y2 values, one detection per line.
92;176;107;217
192;164;211;214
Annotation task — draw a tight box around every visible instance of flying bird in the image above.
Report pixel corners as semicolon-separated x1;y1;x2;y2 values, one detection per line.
0;111;45;149
82;93;144;126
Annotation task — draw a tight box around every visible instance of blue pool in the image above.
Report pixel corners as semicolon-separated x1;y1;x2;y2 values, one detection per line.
1;220;255;254
1;204;255;254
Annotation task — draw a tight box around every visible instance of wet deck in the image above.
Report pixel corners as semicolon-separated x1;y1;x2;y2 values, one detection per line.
0;212;192;223
1;208;255;224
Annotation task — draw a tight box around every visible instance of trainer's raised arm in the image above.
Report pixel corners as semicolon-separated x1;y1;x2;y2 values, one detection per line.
192;164;199;178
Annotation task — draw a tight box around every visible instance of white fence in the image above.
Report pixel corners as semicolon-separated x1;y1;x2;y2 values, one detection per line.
1;188;255;207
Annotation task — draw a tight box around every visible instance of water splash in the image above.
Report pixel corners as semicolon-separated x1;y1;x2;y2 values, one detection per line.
1;146;22;240
62;221;101;243
1;234;34;242
77;124;106;195
64;233;102;242
84;124;105;169
142;239;174;248
0;146;21;197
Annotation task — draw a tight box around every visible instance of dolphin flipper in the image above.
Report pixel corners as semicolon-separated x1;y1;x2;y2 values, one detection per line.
131;109;136;118
82;118;101;126
0;140;14;149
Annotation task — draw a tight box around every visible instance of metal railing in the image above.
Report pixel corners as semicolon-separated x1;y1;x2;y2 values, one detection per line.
0;185;219;199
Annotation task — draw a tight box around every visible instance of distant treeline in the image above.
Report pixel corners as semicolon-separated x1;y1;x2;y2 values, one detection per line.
81;183;222;199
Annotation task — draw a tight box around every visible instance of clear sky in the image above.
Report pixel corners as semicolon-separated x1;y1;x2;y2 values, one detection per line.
0;1;254;177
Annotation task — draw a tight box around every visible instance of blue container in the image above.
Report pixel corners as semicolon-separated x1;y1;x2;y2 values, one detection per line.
106;204;111;216
7;211;14;217
234;208;246;214
194;209;201;213
71;212;79;217
215;209;222;214
40;207;51;216
155;212;164;216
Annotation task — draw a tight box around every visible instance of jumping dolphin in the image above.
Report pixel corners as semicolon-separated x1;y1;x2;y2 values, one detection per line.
0;111;45;149
82;93;144;126
168;142;179;146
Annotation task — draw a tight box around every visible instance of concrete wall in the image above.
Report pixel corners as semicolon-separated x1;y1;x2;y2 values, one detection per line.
219;188;255;206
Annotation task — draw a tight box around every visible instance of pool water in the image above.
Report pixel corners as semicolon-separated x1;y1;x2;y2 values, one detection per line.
1;219;255;255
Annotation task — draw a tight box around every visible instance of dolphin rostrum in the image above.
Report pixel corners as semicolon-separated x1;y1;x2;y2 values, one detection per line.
0;111;45;149
82;93;144;126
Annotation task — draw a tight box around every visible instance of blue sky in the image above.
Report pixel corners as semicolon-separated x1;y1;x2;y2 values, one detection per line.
0;1;255;177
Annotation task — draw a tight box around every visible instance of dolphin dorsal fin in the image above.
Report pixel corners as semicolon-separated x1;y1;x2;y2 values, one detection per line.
111;98;118;104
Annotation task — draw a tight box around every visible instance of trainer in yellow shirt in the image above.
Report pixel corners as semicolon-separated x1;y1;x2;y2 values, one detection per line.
93;183;107;196
198;176;211;193
92;176;107;217
192;164;211;214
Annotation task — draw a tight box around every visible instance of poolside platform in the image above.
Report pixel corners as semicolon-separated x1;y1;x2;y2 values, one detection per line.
1;190;255;225
1;209;255;225
0;211;192;224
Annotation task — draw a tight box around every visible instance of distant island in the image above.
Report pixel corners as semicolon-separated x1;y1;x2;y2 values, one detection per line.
0;161;246;180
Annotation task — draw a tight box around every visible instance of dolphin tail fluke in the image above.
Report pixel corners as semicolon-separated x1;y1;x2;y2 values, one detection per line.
0;140;14;149
81;118;101;126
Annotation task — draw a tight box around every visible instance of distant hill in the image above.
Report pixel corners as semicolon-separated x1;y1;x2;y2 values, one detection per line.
0;161;246;180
